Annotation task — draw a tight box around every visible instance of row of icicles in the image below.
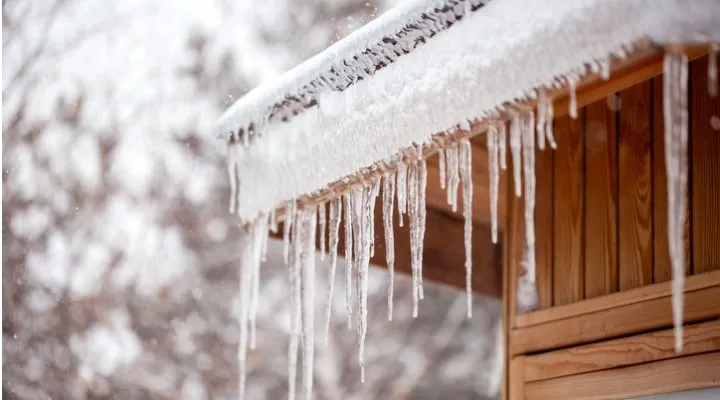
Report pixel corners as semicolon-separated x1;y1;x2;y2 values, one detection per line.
231;47;717;400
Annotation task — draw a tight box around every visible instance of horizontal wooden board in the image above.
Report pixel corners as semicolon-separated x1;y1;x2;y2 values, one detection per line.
523;320;720;382
515;269;720;328
510;284;720;355
525;351;720;400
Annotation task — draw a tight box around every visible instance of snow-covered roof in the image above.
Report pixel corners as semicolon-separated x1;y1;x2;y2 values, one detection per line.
216;0;720;223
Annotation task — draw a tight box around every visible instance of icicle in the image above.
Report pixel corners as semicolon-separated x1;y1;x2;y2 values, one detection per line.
227;144;239;214
498;122;507;170
260;214;269;263
545;98;557;149
318;202;326;261
396;162;408;226
237;228;255;400
446;143;460;212
299;208;317;400
382;173;396;321
522;111;537;282
709;44;718;97
536;88;547;150
249;215;268;350
288;207;302;400
408;162;420;318
324;197;342;345
487;125;499;244
438;148;447;189
369;178;381;259
351;189;363;348
358;184;377;384
269;209;278;234
283;201;296;265
663;50;689;352
417;158;428;301
568;76;578;119
459;138;473;318
601;57;611;81
510;115;523;197
343;193;354;330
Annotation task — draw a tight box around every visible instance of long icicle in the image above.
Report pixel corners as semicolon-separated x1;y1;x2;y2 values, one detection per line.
283;201;296;265
343;193;354;330
408;162;420;318
300;208;317;400
446;143;460;211
709;44;718;97
522;111;537;282
288;208;302;400
396;163;408;226
545;96;557;149
663;50;689;352
438;148;447;189
249;215;267;350
417;158;428;301
488;125;500;244
237;227;255;400
498;121;507;170
459;138;473;318
318;202;326;261
382;173;396;321
352;188;364;349
359;183;377;383
510;114;523;197
324;197;342;345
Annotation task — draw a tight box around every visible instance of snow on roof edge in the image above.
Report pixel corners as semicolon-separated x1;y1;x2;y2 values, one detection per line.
227;0;720;223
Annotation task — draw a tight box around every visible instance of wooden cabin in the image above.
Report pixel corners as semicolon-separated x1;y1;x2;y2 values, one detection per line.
215;1;720;399
501;51;720;400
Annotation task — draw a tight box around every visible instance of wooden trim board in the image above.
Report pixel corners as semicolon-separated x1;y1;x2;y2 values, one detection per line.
524;351;720;400
523;320;720;382
515;269;720;328
510;284;720;355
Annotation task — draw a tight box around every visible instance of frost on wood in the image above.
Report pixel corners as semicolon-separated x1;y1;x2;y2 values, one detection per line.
487;125;499;244
521;111;536;282
343;192;354;329
396;162;408;227
459;138;473;318
324;197;342;345
663;50;689;352
318;202;326;261
510;115;522;197
709;44;719;97
382;173;396;321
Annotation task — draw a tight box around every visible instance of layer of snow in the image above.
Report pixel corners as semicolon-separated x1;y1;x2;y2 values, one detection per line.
218;0;720;223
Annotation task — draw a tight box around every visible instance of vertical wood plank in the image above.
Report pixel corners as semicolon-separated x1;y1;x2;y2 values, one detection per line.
653;77;692;282
535;146;554;308
553;115;585;305
691;56;720;274
509;356;525;400
618;81;653;290
584;98;619;298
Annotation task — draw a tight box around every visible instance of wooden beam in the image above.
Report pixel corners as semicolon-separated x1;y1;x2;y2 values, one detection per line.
515;269;720;328
508;356;525;400
510;283;720;356
523;320;720;382
274;199;503;298
525;352;720;400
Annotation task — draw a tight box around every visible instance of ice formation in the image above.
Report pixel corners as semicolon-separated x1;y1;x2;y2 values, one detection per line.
663;51;689;352
396;162;408;226
438;148;447;189
568;75;579;119
407;162;420;317
459;138;473;318
445;143;460;212
324;197;342;344
497;121;507;170
318;202;326;260
343;193;354;329
382;173;396;321
487;125;499;244
300;208;317;400
509;115;522;197
521;111;536;282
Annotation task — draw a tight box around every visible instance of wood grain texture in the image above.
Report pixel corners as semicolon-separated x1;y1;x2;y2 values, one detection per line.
618;81;653;290
510;284;720;355
552;115;585;305
653;76;692;282
691;55;720;275
515;269;720;328
584;98;619;298
525;351;720;400
524;319;720;382
509;356;525;400
535;146;554;309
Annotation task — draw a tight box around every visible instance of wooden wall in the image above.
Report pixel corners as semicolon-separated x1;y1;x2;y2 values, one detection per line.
520;55;720;311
